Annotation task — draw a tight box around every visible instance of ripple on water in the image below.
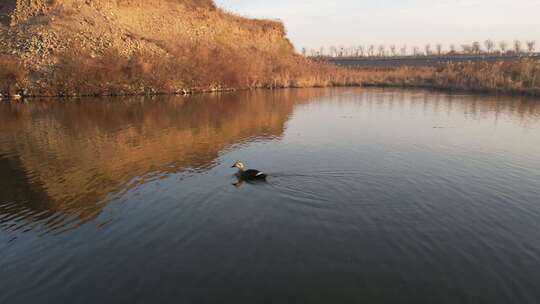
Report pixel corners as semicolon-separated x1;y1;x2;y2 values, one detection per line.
1;89;540;304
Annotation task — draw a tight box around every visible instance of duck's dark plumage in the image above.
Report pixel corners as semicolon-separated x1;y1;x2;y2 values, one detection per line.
231;161;267;181
239;169;267;180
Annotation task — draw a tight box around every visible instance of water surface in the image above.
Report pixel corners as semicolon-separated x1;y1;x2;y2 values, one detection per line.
1;88;540;304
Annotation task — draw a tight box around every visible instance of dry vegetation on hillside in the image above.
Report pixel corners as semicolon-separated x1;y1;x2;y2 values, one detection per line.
345;59;540;96
0;0;539;98
0;0;304;96
0;55;26;96
430;60;540;95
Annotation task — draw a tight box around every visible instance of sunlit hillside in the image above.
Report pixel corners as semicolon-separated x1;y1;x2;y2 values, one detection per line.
0;0;318;96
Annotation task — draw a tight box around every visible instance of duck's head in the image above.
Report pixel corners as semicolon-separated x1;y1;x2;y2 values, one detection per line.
231;161;245;170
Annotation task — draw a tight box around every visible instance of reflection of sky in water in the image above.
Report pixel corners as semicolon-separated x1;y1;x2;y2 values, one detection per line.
0;88;539;235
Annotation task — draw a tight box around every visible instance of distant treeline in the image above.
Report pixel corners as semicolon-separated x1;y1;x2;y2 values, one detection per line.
303;40;537;58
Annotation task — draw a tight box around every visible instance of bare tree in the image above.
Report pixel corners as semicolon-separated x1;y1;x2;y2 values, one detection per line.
484;40;494;54
461;44;472;54
376;45;385;57
514;40;522;54
390;44;397;57
400;44;407;56
472;41;481;54
319;47;325;57
449;44;456;54
499;41;508;54
436;43;443;56
339;46;346;57
425;44;431;56
329;46;337;57
368;45;375;57
526;41;536;54
358;45;365;57
413;46;420;56
348;46;355;57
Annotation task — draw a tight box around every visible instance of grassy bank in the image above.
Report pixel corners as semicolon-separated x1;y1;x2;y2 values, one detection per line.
0;1;539;99
2;52;539;99
349;59;540;96
0;47;431;98
1;0;312;97
429;60;540;95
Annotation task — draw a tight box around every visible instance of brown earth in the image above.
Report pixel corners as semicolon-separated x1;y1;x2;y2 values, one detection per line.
0;0;318;97
1;0;538;98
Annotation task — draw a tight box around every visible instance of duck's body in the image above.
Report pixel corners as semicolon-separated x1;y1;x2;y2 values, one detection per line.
237;169;267;180
231;161;267;181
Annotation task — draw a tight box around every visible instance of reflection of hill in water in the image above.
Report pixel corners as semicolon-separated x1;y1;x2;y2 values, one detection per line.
0;89;330;233
1;88;539;234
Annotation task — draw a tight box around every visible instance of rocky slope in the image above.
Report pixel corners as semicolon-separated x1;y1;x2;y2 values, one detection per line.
0;0;313;97
4;1;533;98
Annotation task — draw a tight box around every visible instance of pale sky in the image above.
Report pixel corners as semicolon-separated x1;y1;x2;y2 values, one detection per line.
215;0;540;51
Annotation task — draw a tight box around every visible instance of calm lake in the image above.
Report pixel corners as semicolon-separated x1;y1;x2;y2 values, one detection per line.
1;88;540;304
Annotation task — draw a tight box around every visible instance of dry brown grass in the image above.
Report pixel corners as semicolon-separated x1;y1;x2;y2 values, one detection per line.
332;59;540;96
431;60;540;95
16;48;540;97
45;49;181;96
36;45;430;96
2;1;539;97
0;55;26;96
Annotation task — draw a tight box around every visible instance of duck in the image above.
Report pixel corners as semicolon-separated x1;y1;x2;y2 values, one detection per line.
231;161;267;181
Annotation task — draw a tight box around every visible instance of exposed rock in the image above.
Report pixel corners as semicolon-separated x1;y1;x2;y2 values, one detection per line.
0;0;296;97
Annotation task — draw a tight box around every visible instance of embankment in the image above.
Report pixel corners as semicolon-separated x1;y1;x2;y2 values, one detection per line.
0;0;539;98
357;60;540;96
0;0;368;97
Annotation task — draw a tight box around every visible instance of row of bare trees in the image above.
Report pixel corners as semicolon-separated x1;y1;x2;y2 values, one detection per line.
302;40;537;58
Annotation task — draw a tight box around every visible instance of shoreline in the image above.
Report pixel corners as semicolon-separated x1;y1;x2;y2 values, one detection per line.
2;83;539;102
